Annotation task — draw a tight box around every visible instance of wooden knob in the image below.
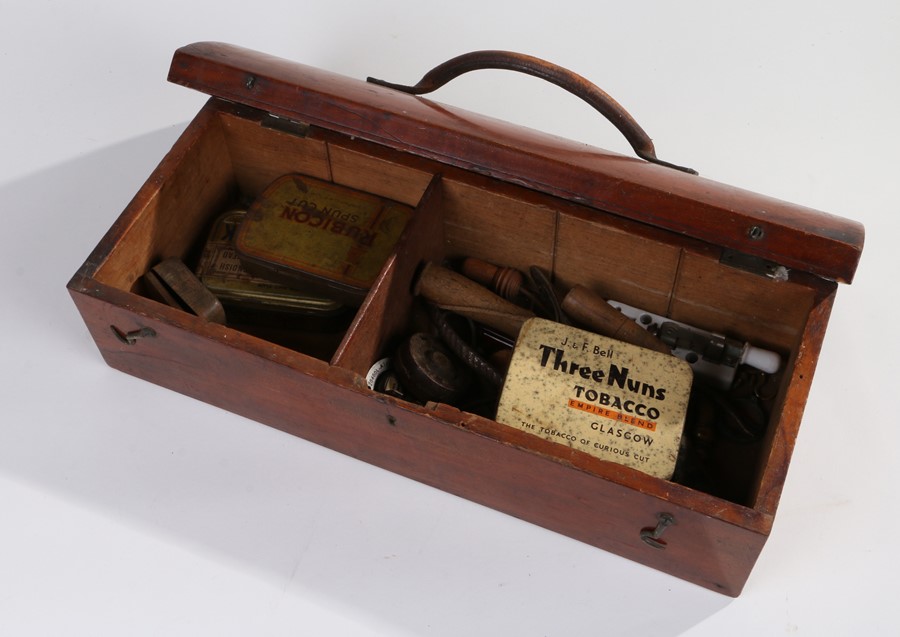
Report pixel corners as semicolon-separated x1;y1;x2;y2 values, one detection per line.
460;257;525;300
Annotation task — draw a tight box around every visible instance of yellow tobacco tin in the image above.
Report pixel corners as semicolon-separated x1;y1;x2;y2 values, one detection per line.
234;174;413;305
496;318;693;479
196;209;344;315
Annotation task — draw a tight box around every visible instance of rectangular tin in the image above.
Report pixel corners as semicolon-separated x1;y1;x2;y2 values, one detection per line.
195;209;344;315
234;174;413;305
496;318;693;479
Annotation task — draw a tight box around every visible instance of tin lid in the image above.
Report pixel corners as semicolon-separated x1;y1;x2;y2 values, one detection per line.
168;42;864;283
234;174;412;304
496;318;693;479
195;209;345;315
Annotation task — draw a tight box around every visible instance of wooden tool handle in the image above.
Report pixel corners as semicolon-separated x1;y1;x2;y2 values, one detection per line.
460;257;525;300
414;262;534;337
561;285;670;354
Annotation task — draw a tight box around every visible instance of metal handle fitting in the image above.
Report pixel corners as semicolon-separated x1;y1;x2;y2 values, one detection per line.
640;512;676;549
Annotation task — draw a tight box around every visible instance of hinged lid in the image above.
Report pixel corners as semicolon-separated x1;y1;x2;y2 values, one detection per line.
168;42;864;283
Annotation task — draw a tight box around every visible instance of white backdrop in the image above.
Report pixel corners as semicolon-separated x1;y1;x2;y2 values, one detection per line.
2;1;897;635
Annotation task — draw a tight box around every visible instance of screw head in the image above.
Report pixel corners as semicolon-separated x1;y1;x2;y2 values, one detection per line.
748;225;765;240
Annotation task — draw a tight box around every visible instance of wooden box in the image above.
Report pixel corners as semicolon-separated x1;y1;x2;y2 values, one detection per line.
67;42;863;596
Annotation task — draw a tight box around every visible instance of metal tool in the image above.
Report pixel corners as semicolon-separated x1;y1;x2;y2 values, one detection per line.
610;301;781;388
143;257;227;324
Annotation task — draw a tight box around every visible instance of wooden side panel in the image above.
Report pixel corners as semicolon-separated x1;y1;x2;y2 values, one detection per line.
332;176;446;375
441;176;557;274
69;281;768;596
554;209;684;316
670;252;816;352
327;144;434;207
751;287;837;514
219;111;332;196
90;101;236;290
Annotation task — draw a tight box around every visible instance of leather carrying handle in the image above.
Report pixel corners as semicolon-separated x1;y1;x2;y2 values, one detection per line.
368;50;696;175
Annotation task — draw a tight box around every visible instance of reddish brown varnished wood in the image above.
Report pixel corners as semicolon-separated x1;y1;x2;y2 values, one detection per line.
169;42;863;283
67;280;770;595
751;284;837;514
68;44;865;597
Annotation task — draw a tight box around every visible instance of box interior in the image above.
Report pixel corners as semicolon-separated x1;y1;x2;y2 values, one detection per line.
91;101;831;519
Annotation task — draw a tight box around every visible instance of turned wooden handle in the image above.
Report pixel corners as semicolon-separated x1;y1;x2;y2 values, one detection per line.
414;262;534;337
460;257;525;300
561;285;670;354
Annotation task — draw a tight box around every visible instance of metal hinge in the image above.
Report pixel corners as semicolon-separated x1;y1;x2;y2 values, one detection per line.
720;249;790;282
214;99;311;138
261;113;310;138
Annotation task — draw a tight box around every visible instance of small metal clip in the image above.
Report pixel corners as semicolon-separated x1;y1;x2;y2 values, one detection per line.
111;325;156;345
640;512;676;549
720;249;789;282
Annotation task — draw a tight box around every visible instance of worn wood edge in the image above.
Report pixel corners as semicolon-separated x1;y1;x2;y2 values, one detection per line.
67;99;225;292
68;278;336;382
751;283;838;514
167;41;864;283
429;403;775;535
403;403;768;596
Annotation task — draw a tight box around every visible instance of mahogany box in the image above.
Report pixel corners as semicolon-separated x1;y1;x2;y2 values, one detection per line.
67;42;864;596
